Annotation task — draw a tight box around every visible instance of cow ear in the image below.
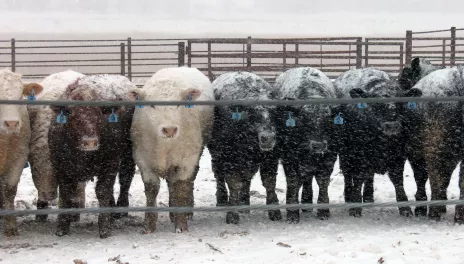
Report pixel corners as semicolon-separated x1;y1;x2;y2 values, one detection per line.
50;105;63;113
23;83;43;96
403;88;422;97
127;88;146;101
181;88;202;101
411;57;420;70
349;88;367;98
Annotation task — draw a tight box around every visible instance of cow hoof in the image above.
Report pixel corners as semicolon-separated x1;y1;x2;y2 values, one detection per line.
35;214;48;223
4;228;19;237
144;221;157;234
239;210;250;214
169;212;175;223
399;207;413;217
99;230;111;239
187;212;194;220
349;208;362;217
429;206;446;221
454;214;464;224
55;229;69;237
71;214;81;223
415;206;427;217
268;210;282;221
113;212;128;219
286;210;300;224
317;209;330;220
226;212;239;224
301;208;313;213
175;222;189;233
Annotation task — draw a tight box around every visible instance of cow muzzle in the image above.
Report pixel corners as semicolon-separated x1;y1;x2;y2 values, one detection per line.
79;137;100;151
2;120;20;133
381;121;402;136
258;131;276;151
309;140;328;154
160;126;179;139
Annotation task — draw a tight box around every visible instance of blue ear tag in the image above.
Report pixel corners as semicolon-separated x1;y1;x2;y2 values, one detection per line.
407;101;417;109
28;89;36;101
136;95;144;109
232;107;242;120
286;112;296;127
357;102;368;109
334;112;344;125
108;108;118;123
185;94;194;108
56;110;67;124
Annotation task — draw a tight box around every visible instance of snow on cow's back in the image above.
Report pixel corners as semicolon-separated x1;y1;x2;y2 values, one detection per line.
333;68;392;98
0;68;24;100
413;66;464;97
274;67;335;100
38;70;84;101
212;71;272;101
143;67;214;101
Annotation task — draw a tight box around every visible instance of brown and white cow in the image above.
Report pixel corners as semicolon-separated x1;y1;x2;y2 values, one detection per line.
129;67;214;233
0;68;42;237
48;74;136;238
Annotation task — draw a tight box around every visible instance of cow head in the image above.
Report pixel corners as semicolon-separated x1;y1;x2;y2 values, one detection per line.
51;79;121;151
0;70;43;134
128;82;202;140
398;57;444;91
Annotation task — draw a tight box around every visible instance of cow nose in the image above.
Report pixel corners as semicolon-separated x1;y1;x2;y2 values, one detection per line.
309;140;328;154
4;120;19;129
162;126;178;138
382;121;401;135
81;138;99;151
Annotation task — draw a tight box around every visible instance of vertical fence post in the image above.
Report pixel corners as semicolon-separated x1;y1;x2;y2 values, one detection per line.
207;41;213;81
405;30;413;65
187;40;192;67
451;26;456;67
283;43;287;71
127;37;132;81
10;38;15;72
120;43;125;76
364;38;369;67
355;37;362;69
178;42;185;67
399;44;404;71
442;39;446;67
246;36;252;71
295;43;299;66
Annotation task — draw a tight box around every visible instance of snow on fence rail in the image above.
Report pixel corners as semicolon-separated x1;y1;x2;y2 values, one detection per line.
0;26;462;86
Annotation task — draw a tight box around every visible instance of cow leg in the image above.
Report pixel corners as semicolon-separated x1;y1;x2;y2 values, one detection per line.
70;182;86;223
143;179;160;234
362;177;374;203
169;179;191;232
224;175;242;225
428;160;455;220
215;173;228;207
2;181;20;237
260;155;281;221
114;153;135;219
388;161;413;217
454;162;464;224
169;175;195;222
409;157;428;217
36;199;49;222
95;175;116;239
283;161;301;224
238;178;251;214
315;171;330;220
343;170;353;203
187;165;199;220
56;181;78;236
301;178;313;213
349;176;365;217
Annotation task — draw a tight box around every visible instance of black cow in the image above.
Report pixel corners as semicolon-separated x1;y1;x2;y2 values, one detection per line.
208;72;281;224
272;67;340;223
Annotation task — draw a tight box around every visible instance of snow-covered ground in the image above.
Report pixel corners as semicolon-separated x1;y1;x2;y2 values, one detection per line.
1;148;464;264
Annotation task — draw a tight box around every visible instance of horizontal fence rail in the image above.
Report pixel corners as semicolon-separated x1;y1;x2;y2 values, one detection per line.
1;200;464;217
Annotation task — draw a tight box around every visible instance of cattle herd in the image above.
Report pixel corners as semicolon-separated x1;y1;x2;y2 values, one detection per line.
0;57;464;238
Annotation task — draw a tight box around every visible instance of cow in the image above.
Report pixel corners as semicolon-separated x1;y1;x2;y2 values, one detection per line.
27;70;85;222
48;74;136;238
0;68;43;236
208;72;281;224
271;67;339;224
403;65;464;221
398;57;444;91
333;67;422;217
128;67;214;233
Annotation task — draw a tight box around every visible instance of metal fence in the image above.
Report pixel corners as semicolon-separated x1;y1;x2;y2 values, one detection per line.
0;27;462;86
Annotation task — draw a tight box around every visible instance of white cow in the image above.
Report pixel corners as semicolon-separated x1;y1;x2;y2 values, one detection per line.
0;68;42;236
27;70;85;222
129;67;214;233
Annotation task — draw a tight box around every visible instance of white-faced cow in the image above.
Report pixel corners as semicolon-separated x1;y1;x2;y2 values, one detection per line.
48;74;136;238
129;67;214;233
208;72;281;224
0;68;43;236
